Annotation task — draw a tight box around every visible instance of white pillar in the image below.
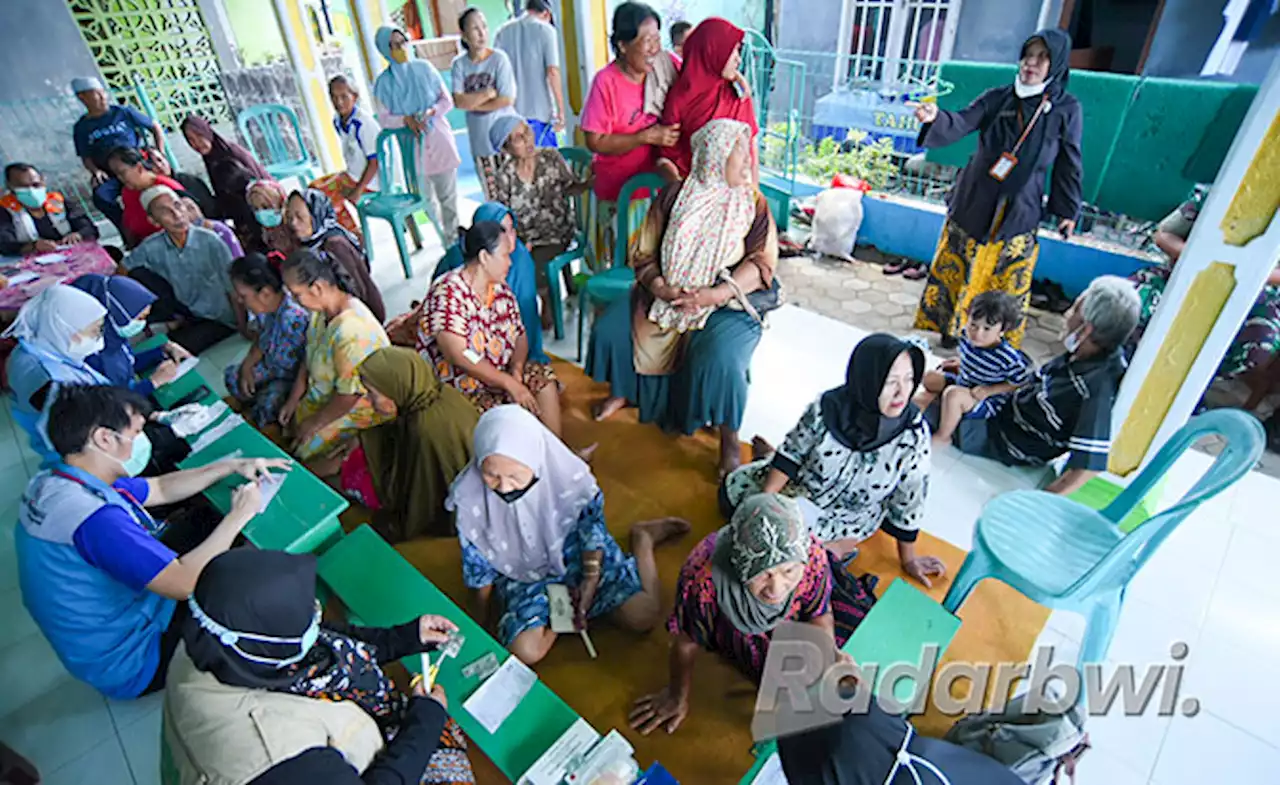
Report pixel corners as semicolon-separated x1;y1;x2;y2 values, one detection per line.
1109;55;1280;475
349;0;387;89
272;0;343;175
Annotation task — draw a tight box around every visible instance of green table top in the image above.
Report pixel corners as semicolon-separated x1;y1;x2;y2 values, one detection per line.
318;524;583;781
177;421;348;554
151;364;221;409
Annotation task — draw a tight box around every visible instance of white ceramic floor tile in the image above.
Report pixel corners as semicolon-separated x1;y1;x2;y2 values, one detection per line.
0;678;115;774
1079;748;1150;785
0;632;71;719
0;587;40;651
1125;510;1231;625
1082;710;1171;782
0;531;19;594
1104;596;1202;672
107;690;165;736
40;738;135;785
118;705;162;785
1151;712;1280;785
1226;466;1280;536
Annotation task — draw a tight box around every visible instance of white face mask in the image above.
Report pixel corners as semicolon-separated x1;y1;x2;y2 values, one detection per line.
1062;326;1084;353
1014;76;1050;99
67;334;105;361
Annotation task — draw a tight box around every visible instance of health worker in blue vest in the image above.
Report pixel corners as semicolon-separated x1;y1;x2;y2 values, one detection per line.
15;384;290;700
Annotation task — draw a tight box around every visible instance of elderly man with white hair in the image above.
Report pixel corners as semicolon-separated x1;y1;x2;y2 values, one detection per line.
928;275;1142;495
124;185;243;354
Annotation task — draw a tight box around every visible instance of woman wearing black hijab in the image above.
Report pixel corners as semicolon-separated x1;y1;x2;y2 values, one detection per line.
776;703;1025;784
911;29;1082;349
723;333;945;588
163;549;477;784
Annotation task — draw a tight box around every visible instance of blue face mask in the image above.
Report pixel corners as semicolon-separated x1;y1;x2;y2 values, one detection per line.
189;596;322;668
255;208;283;228
14;186;47;209
116;318;147;338
92;429;152;477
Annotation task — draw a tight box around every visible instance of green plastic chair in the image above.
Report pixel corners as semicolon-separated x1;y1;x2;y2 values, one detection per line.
944;409;1263;670
235;103;317;184
357;128;444;279
543;146;595;340
576;172;665;361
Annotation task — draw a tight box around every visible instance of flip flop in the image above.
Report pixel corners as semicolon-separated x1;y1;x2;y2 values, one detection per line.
883;259;910;275
902;261;930;280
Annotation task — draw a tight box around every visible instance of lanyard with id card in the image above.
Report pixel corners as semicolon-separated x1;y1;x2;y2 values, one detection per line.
989;95;1049;182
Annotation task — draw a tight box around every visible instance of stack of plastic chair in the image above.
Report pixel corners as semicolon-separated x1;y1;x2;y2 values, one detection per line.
576;172;665;361
235;104;317;184
542;146;595;340
943;408;1263;669
357;128;443;279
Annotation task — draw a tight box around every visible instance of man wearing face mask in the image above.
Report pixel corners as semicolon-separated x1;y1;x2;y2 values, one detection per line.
14;383;290;700
928;276;1141;496
0;163;100;256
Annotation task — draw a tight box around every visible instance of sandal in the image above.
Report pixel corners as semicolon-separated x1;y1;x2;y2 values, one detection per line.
902;261;930;280
883;259;911;275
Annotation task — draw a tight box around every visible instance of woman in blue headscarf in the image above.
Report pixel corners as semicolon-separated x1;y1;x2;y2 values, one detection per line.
71;274;193;396
432;201;547;363
373;26;463;240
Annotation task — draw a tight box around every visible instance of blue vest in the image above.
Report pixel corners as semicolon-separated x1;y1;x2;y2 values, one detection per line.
7;341;109;467
15;464;175;700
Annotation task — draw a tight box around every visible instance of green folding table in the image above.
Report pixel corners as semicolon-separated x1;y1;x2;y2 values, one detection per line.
318;524;583;781
177;420;348;554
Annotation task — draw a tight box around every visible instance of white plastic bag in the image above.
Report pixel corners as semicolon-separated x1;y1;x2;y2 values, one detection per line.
811;187;865;261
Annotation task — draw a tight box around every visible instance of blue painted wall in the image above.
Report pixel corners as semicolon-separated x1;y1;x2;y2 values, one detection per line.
1143;0;1280;84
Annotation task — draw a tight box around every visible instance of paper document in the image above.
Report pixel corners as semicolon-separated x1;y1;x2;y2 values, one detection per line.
157;356;201;386
159;401;229;438
256;472;285;513
518;719;601;785
189;414;244;455
5;271;40;285
30;252;67;265
462;656;536;734
547;584;576;633
752;752;788;785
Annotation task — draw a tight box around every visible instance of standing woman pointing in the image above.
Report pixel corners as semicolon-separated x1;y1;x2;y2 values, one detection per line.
912;29;1083;349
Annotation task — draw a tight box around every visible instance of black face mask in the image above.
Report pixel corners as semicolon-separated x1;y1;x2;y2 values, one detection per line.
494;476;538;504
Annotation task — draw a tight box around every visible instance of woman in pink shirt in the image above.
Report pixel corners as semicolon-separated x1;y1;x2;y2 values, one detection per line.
581;2;680;262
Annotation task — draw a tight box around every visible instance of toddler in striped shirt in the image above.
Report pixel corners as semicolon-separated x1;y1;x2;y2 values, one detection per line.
919;291;1033;446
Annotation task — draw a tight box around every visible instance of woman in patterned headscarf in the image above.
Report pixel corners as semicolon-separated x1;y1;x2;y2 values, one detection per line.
587;118;780;479
284;189;386;323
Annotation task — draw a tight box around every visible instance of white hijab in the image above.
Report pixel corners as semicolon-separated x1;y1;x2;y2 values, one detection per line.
446;405;599;582
2;284;107;359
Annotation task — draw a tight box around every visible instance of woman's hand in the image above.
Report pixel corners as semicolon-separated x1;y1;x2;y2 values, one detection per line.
938;357;961;374
573;574;600;630
405;114;425;136
503;376;541;415
90;170;110;187
237;360;257;398
671;286;725;313
418;614;458;646
235;458;292;482
291;415;323;451
278;397;300;427
629;687;690;735
59;232;85;246
150;359;179;385
649;278;679;303
641;123;681;147
1058;218;1076;240
902;555;947;588
33;239;58;254
229;482;263;522
414;681;449;709
164;342;193;362
912;101;939;124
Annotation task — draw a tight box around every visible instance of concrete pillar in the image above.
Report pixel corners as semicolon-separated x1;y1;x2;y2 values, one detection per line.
349;0;387;89
198;0;240;71
564;0;607;133
271;0;344;174
1109;55;1280;475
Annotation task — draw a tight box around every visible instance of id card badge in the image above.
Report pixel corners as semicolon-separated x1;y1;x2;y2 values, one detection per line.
989;152;1018;181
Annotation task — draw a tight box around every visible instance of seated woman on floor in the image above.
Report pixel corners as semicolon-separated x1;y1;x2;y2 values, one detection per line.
337;346;479;541
448;405;689;666
224;253;309;428
418;221;564;436
628;493;873;735
70;273;193;396
5;285;111;463
1;162;99;256
431;201;547;363
246;179;298;257
105;147;187;247
279;248;391;469
165;548;477;784
724;333;946;587
488;116;592;329
587;118;778;478
285;190;386;323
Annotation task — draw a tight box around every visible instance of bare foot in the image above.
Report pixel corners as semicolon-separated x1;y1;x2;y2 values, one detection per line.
593;396;627;422
718;444;743;482
575;442;599;462
631;517;692;549
750;435;775;462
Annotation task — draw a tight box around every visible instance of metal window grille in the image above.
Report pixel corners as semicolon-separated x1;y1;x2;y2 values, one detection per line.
834;0;962;94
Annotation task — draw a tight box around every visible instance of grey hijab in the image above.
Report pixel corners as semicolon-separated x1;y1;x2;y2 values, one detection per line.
712;493;811;636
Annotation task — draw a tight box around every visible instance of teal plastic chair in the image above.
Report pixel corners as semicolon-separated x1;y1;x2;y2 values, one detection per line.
576;172;665;361
236;104;317;184
943;409;1263;670
543;146;595;340
357;128;443;279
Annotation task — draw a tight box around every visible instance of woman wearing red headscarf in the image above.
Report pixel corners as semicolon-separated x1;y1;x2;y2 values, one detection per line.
657;18;758;182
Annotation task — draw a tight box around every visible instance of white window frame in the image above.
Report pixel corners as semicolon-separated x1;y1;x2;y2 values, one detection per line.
834;0;963;93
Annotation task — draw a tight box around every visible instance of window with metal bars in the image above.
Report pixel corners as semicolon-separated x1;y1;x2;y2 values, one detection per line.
835;0;962;94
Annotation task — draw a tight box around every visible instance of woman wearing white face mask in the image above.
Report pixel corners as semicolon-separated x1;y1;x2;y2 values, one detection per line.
4;284;112;465
70;274;193;396
910;29;1083;350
